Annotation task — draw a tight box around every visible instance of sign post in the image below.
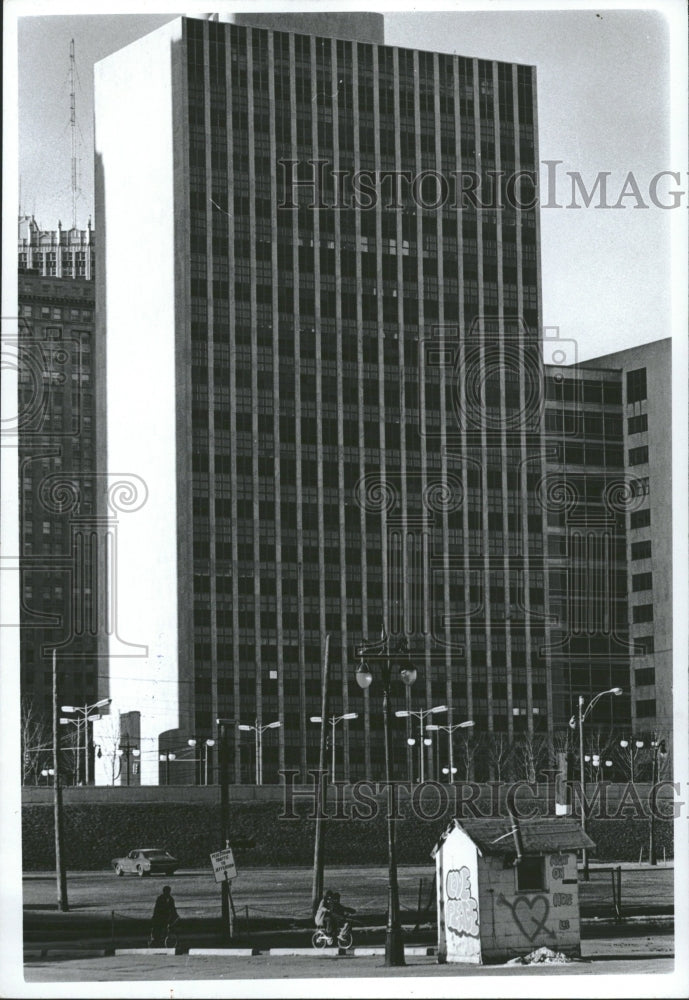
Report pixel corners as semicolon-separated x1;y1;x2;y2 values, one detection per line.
211;845;237;940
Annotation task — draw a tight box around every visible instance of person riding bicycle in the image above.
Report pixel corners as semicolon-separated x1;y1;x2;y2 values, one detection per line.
319;889;355;943
151;885;179;942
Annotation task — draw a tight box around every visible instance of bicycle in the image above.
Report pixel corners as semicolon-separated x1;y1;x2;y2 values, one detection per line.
311;920;353;951
148;917;179;949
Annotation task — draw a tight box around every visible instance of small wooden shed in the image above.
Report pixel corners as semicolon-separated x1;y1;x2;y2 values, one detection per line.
431;816;595;964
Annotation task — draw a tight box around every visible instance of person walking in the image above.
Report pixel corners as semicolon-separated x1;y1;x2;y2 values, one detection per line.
151;885;178;943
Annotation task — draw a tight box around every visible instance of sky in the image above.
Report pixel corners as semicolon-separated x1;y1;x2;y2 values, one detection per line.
12;1;685;361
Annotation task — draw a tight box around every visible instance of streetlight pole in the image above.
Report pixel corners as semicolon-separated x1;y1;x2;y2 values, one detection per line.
159;752;176;785
204;739;215;785
119;739;140;786
649;734;667;866
425;720;475;784
569;686;622;880
355;626;417;967
395;705;447;783
61;697;112;784
52;649;68;910
216;718;233;936
238;720;281;785
309;712;358;783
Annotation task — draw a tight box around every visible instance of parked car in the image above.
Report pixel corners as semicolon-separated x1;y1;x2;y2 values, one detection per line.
111;848;179;877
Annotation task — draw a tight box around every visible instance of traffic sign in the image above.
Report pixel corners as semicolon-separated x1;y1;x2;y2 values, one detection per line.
210;847;237;883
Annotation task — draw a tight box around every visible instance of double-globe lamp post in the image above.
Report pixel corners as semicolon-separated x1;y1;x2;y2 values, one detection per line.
426;720;475;783
60;698;112;785
238;719;281;785
355;626;417;967
569;686;622;879
309;712;358;782
188;737;216;784
395;705;446;783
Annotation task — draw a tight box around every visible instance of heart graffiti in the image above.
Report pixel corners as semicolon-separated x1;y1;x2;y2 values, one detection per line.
497;893;557;942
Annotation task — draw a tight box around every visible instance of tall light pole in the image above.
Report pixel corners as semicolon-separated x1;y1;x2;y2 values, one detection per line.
52;649;68;910
355;626;417;967
309;712;358;782
426;720;475;783
61;698;111;784
395;705;447;783
569;686;622;879
216;718;233;937
238;720;281;785
203;739;215;784
159;751;176;785
649;734;667;866
619;737;645;783
117;739;140;786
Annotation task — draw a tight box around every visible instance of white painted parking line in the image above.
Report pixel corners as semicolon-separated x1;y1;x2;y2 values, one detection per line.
188;948;260;957
269;947;341;957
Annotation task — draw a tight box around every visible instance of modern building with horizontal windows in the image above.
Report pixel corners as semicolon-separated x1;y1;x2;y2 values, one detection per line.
579;339;672;740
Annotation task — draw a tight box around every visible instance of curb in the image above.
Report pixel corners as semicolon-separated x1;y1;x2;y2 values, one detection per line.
114;947;177;956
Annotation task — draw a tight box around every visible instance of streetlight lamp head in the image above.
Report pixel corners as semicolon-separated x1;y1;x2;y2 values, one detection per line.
355;665;373;689
59;718;71;725
425;723;439;731
238;724;252;731
61;706;75;713
423;737;432;746
395;710;410;718
407;738;416;746
188;738;197;747
635;740;644;748
169;753;176;761
267;721;281;729
310;716;322;723
430;705;448;714
459;720;475;728
619;739;629;748
568;716;576;729
611;687;623;696
132;748;140;757
205;739;215;747
342;712;358;721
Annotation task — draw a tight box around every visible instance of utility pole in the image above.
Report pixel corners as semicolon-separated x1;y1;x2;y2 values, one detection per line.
52;650;68;910
311;634;330;916
216;718;232;938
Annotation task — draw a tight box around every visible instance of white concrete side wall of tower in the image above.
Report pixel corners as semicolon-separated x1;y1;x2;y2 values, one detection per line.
94;19;184;785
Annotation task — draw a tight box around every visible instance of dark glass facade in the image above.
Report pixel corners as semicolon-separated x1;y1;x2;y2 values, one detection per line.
179;17;554;782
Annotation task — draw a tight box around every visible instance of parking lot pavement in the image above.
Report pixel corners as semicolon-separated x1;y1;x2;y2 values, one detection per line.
21;952;675;984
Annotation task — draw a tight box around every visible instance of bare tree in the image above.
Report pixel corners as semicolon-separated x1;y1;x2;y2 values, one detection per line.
512;732;550;783
485;732;514;782
456;729;480;781
21;700;50;785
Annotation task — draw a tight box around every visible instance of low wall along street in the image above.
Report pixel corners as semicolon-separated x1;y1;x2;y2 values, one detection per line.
21;781;675;870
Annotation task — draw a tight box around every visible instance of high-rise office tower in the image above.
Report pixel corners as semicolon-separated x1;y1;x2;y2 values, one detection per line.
16;261;100;783
95;14;632;784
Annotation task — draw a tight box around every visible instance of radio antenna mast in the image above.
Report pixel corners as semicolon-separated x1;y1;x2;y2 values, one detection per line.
69;39;77;229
